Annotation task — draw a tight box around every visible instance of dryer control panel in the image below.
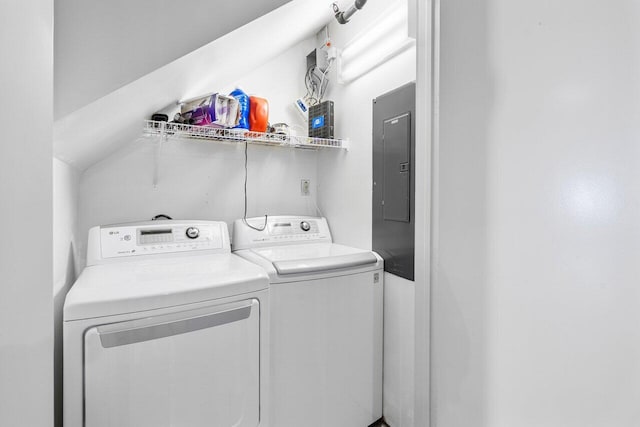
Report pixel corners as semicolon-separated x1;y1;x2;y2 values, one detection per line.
87;221;230;265
232;216;332;250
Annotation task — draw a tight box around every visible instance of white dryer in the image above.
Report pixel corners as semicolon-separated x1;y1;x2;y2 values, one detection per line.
233;216;383;427
64;221;270;427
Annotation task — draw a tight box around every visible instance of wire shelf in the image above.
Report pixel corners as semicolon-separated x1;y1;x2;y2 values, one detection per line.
143;120;348;150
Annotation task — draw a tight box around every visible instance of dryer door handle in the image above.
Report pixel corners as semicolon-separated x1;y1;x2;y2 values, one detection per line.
95;300;255;348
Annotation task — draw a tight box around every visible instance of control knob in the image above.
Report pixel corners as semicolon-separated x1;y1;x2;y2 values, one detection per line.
185;227;200;239
300;221;311;232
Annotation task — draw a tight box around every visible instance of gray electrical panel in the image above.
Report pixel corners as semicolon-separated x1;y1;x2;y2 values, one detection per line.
372;82;415;281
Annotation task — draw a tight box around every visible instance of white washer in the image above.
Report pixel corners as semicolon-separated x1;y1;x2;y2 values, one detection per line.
64;220;270;427
233;216;383;427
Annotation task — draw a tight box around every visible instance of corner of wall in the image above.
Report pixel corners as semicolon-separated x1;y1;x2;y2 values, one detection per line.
53;156;81;427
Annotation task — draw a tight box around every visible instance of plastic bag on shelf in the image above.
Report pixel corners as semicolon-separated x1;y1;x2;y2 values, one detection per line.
180;94;239;128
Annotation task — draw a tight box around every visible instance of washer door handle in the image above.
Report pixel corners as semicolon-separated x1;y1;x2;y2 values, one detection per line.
96;301;254;348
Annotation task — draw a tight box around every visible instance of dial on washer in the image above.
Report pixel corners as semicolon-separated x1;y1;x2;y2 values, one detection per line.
300;221;311;232
186;227;200;239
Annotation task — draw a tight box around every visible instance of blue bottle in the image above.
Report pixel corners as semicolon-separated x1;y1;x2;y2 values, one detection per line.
230;88;250;129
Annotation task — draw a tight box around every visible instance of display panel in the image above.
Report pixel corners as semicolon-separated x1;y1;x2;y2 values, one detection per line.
139;228;174;245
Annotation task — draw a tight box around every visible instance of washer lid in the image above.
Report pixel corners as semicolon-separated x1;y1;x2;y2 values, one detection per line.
64;254;269;321
251;243;379;276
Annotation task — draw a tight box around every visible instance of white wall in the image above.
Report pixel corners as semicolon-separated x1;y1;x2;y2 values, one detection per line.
53;159;80;303
53;158;80;427
413;0;433;425
433;1;640;426
77;38;320;268
318;0;415;248
318;46;416;249
0;1;53;426
318;2;416;425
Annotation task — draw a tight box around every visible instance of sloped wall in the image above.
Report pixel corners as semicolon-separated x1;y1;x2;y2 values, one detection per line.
54;0;292;119
54;0;332;171
76;38;320;268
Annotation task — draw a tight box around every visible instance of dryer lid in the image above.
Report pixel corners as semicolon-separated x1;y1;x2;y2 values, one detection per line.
64;253;269;321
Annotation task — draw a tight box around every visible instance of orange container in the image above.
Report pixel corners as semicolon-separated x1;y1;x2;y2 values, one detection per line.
249;96;269;132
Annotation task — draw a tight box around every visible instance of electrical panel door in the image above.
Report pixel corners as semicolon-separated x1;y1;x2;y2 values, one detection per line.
383;113;412;222
373;82;415;281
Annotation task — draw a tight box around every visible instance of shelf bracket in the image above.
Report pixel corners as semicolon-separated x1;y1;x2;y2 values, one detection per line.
152;122;167;188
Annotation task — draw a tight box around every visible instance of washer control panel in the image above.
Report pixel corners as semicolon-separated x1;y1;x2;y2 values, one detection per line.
89;221;228;264
300;221;311;232
269;219;319;236
232;216;332;250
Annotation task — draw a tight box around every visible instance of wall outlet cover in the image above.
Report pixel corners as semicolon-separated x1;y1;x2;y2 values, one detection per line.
301;179;310;196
